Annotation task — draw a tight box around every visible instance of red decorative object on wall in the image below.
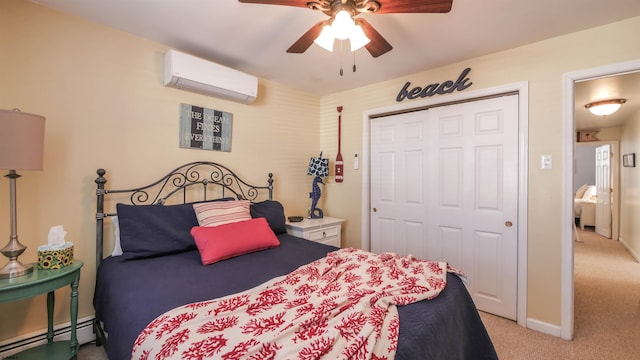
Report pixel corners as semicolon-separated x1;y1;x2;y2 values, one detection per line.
335;106;344;183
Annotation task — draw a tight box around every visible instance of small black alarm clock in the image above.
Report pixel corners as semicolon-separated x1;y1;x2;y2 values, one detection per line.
287;216;304;222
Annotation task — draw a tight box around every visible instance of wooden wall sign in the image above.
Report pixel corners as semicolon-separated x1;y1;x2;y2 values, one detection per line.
577;129;599;142
179;103;232;151
396;68;473;102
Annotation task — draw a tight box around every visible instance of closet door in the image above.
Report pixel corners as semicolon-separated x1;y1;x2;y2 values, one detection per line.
370;95;519;320
370;111;430;257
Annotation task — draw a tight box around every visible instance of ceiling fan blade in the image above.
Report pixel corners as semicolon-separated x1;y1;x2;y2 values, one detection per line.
374;0;453;14
238;0;309;7
287;21;327;53
358;19;392;58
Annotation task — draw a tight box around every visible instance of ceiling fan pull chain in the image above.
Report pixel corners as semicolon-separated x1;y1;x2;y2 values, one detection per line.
340;40;344;76
353;51;357;73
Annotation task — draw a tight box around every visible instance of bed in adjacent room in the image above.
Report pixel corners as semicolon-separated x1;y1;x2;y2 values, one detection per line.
574;184;597;229
92;161;497;359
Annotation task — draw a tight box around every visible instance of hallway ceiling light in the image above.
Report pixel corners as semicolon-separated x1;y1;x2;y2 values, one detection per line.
584;99;626;117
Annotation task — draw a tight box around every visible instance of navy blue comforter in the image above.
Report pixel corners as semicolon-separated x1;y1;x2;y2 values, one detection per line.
93;234;496;359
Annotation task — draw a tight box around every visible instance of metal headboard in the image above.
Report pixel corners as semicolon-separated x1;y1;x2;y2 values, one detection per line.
94;161;273;269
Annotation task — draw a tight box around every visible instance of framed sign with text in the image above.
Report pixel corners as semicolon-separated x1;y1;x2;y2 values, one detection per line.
179;103;232;151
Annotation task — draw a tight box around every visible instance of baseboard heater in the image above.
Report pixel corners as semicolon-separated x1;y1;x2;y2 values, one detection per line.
0;316;96;357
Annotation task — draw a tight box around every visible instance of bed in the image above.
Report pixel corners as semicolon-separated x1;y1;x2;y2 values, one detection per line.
574;184;596;229
92;161;497;359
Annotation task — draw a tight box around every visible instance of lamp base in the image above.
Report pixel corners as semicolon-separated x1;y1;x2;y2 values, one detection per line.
0;259;33;279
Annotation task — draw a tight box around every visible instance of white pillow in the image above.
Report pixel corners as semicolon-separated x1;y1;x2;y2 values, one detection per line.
193;200;251;227
575;184;589;199
110;216;123;256
582;186;596;200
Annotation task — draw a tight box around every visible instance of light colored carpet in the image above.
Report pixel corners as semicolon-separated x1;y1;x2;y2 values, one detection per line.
77;228;640;359
480;227;640;359
77;342;108;359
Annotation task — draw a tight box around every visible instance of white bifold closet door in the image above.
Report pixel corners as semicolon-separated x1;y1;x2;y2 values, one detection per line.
370;95;519;320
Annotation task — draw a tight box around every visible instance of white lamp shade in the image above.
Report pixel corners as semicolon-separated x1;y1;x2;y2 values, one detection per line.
349;24;370;51
0;109;45;170
587;103;621;116
314;25;335;51
585;99;626;117
332;10;355;40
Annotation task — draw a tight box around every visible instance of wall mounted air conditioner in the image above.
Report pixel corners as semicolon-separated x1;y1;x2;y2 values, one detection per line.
164;49;258;104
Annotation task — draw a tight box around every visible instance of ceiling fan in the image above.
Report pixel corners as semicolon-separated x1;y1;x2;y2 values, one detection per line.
238;0;453;58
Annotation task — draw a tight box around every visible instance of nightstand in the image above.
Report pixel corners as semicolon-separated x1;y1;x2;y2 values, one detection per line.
0;260;83;359
286;217;344;247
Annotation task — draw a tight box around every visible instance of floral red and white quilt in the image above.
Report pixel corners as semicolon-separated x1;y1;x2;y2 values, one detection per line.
131;248;464;360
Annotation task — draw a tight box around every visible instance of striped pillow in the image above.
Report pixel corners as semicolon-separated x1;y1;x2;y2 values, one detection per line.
193;200;251;227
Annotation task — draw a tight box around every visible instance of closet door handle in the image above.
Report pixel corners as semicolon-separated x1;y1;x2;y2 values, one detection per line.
505;221;513;228
372;208;377;212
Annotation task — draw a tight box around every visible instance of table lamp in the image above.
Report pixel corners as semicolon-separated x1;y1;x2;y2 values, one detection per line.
0;108;46;279
307;152;329;219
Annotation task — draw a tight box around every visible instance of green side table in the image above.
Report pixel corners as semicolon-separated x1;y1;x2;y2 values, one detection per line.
0;260;83;359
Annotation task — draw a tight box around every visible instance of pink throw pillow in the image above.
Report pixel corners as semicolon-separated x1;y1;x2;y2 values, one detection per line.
191;217;280;265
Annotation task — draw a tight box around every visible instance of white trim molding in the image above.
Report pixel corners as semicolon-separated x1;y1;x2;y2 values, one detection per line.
618;237;640;262
561;59;640;341
527;317;561;338
0;316;96;358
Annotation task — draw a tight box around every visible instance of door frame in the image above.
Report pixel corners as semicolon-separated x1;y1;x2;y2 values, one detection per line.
360;81;529;327
561;59;640;340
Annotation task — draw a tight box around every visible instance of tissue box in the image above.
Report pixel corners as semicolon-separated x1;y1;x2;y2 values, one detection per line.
37;242;74;270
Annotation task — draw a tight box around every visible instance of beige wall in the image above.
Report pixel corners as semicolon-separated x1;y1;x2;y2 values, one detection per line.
318;18;640;326
592;126;623;142
0;0;319;341
620;109;640;259
2;0;640;344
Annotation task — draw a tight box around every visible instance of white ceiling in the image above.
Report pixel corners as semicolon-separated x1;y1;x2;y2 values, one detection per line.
31;0;640;129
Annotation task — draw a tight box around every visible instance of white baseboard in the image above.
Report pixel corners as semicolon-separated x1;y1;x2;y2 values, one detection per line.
618;237;640;262
526;317;561;337
0;315;96;358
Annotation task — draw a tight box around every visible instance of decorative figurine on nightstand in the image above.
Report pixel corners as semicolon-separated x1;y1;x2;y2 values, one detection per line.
307;152;329;219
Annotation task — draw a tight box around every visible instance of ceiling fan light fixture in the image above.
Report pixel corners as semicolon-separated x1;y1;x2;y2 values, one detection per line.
349;24;370;51
314;25;335;51
585;99;627;117
332;10;355;40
